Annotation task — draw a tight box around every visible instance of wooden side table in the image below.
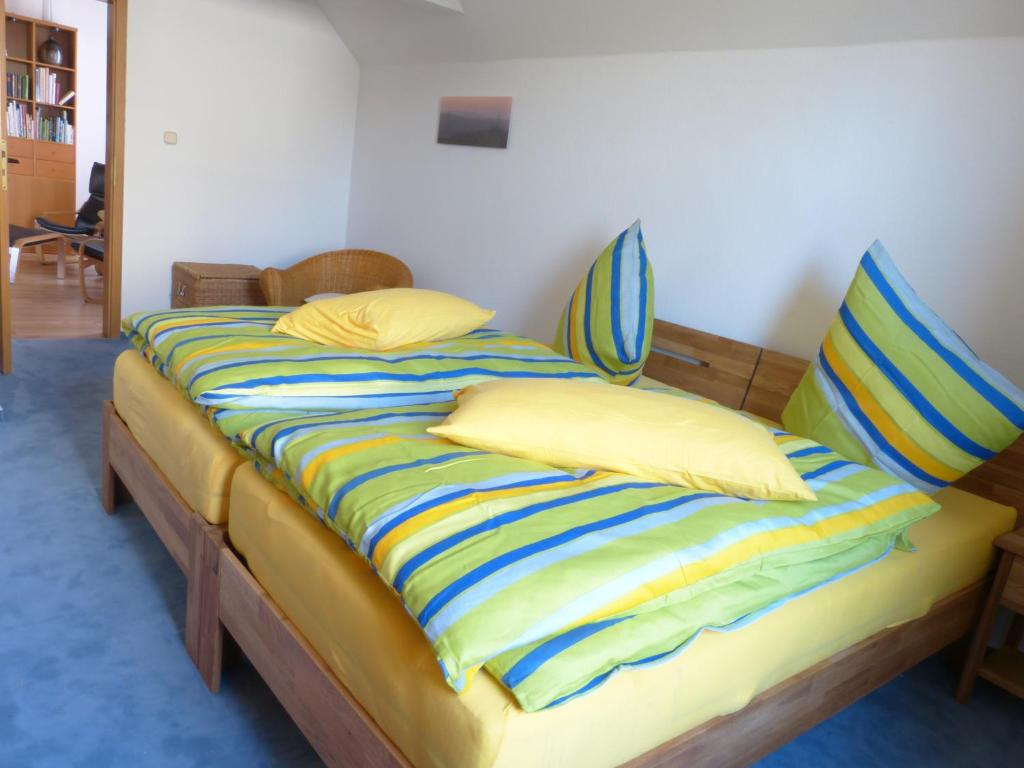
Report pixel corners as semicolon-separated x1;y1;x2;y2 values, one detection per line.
957;530;1024;702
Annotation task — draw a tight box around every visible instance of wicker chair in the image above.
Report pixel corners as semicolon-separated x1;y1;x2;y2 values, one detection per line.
259;249;413;306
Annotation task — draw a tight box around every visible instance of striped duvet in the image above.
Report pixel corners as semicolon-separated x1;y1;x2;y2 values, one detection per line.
124;307;939;712
123;307;603;410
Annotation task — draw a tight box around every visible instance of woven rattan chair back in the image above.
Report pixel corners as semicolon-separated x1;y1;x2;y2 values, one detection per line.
259;249;413;306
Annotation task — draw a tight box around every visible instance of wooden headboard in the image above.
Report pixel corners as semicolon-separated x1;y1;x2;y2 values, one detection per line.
646;318;1024;523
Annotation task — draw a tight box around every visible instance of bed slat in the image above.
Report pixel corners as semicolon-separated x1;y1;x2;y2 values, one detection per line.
742;349;808;424
645;320;761;410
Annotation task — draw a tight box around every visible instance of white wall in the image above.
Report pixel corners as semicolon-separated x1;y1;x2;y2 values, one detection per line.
6;0;107;206
317;0;1024;66
347;36;1024;386
120;0;359;315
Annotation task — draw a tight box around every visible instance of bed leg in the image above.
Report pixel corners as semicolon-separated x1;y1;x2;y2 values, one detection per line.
101;401;127;514
186;517;225;693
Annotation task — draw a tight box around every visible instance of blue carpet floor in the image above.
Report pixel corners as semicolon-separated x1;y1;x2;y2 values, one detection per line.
1;339;1021;767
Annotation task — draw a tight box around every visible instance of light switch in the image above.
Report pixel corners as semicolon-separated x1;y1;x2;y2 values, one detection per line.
163;131;178;145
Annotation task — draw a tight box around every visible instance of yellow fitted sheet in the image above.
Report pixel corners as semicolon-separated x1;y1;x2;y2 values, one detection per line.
113;351;243;525
228;462;1016;768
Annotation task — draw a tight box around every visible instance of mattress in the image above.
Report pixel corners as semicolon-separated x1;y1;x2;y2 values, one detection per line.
227;462;1016;768
113;351;243;525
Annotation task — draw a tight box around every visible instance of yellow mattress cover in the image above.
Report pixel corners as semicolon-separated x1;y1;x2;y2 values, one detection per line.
113;350;243;525
227;462;1016;768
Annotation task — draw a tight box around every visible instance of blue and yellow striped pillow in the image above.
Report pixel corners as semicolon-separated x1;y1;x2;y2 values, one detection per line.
782;240;1024;494
553;220;654;385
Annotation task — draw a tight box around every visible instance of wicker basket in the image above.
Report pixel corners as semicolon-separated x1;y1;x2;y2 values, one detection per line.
171;262;266;308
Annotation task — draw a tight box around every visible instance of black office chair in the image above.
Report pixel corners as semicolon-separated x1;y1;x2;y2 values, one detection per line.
36;162;106;303
36;161;105;238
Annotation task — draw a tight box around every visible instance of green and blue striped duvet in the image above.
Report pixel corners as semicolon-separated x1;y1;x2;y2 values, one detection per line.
124;307;602;410
124;307;940;712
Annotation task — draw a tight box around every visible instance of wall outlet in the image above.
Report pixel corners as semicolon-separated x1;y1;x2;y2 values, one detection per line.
163;131;178;145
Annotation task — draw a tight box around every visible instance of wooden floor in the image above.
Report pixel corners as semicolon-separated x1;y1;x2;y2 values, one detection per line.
11;254;103;338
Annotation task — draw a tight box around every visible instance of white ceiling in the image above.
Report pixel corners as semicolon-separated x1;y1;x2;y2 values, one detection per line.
314;0;1024;66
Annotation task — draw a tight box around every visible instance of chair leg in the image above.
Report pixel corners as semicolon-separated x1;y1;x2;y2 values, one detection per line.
79;256;90;301
55;242;66;280
80;256;102;304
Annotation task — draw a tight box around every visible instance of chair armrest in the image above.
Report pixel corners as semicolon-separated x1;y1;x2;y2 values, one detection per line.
36;216;92;236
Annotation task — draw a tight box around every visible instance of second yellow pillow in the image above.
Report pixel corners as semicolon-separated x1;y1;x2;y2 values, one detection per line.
429;379;815;501
273;288;495;350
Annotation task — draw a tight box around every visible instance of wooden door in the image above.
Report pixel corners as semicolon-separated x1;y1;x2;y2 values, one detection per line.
1;0;11;374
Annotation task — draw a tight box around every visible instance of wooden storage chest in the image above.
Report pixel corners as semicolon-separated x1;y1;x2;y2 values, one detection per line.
171;262;266;308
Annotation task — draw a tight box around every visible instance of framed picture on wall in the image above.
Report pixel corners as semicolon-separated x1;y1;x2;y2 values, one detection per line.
437;96;513;149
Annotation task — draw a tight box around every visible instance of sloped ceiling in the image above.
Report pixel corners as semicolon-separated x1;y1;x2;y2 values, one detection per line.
315;0;1024;66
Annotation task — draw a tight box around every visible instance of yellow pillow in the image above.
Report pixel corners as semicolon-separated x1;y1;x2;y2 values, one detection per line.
428;379;816;501
272;288;495;350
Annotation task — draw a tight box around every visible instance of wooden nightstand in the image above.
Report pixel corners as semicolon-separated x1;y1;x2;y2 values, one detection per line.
957;530;1024;702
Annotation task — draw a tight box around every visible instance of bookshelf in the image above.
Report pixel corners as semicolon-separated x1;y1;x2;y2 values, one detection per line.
4;11;77;227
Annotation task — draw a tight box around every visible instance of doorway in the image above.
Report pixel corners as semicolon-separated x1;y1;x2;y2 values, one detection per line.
0;0;125;373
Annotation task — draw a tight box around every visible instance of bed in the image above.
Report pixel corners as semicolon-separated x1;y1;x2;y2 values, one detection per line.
101;311;1024;767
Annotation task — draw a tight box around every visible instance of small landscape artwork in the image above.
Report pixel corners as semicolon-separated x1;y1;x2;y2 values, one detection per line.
437;96;513;149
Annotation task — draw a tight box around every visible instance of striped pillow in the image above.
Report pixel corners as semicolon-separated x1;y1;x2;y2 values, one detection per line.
782;240;1024;494
553;220;654;385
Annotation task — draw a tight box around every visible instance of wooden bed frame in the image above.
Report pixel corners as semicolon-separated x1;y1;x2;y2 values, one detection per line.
101;318;1024;767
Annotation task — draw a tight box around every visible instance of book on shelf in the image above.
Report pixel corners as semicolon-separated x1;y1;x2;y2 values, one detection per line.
6;100;33;139
34;67;63;105
6;72;30;99
58;89;75;106
4;100;74;144
36;109;74;144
